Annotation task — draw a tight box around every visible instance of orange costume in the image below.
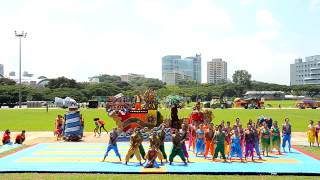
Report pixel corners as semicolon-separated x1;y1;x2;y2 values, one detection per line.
204;128;215;158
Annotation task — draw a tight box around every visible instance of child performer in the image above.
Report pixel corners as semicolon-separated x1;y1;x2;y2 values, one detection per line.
244;124;255;161
125;129;142;165
98;118;108;134
253;124;262;160
307;120;316;147
195;124;205;157
316;121;320;147
204;123;215;159
2;129;11;145
144;146;161;168
229;128;243;162
270;121;281;155
158;124;168;162
188;121;196;152
282;118;292;152
261;122;271;156
149;131;164;164
93;118;100;137
102;128;121;162
54;115;64;140
180;123;190;162
213;125;227;162
15;130;26;144
169;129;187;165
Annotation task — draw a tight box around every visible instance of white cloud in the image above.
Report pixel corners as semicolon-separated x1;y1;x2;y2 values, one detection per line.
256;9;275;28
311;0;320;8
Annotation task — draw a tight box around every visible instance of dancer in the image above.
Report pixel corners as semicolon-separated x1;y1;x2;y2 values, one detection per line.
188;121;196;152
136;127;146;159
307;120;316;147
125;129;142;165
180;123;190;162
144;146;161;168
158;124;168;162
204;123;215;159
253;124;262;160
169;129;187;165
270;121;281;154
229;128;243;162
282;118;292;152
239;124;245;153
98;118;108;134
2;129;11;145
213;125;227;162
261;122;271;156
224;121;232;157
93;118;101;137
149;131;164;164
244;124;255;161
102;128;121;162
195;124;205;156
15;130;26;144
316;121;320;147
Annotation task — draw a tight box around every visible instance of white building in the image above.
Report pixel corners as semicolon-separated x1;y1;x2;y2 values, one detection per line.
120;73;145;82
162;72;192;85
0;64;3;77
290;55;320;85
207;58;227;84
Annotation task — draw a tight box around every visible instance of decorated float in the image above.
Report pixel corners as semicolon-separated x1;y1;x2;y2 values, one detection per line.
188;102;214;126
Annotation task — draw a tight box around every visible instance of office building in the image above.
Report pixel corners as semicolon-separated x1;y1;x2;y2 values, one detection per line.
290;55;320;85
207;58;227;84
162;54;201;85
120;73;145;82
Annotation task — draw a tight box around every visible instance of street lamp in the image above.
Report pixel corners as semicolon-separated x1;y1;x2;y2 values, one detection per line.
15;31;27;108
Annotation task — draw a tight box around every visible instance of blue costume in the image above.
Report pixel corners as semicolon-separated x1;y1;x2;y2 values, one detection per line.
195;129;205;154
230;135;243;158
103;130;121;160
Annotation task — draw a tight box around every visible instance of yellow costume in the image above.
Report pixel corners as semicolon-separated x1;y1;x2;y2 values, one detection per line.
125;132;142;162
307;125;316;144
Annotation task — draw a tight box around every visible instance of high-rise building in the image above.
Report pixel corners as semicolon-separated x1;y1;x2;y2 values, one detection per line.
290;55;320;85
9;71;16;76
162;54;201;85
207;58;227;84
120;73;145;82
0;64;3;77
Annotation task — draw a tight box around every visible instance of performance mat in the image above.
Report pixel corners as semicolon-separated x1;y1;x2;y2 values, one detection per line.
0;142;319;175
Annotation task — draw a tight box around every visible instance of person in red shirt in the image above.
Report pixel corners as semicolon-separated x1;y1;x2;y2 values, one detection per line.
98;118;108;134
2;129;11;145
15;130;26;144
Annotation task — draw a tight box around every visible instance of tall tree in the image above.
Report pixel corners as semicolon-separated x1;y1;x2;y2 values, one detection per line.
46;77;79;89
232;70;252;87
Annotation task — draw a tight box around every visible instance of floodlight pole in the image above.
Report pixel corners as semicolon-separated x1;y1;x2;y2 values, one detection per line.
15;31;27;108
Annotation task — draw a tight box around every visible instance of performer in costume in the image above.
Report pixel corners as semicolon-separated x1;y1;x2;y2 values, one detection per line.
149;131;164;164
2;129;11;145
244;124;255;161
315;121;320;147
169;129;187;165
307;120;316;147
180;123;190;162
229;128;243;162
158;124;168;162
239;124;245;153
224;121;232;156
136;128;146;159
93;118;100;137
195;124;205;156
54;115;64;140
171;104;180;129
144;146;161;168
125;129;142;165
282;118;292;152
15;130;26;144
98;118;108;134
253;124;262;160
188;121;196;152
102;128;121;162
270;121;281;154
213;125;227;162
261;122;271;156
204;123;215;159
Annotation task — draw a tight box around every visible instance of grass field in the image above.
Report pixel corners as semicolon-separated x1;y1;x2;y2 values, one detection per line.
264;100;297;108
0;174;318;180
0;108;317;132
297;145;320;157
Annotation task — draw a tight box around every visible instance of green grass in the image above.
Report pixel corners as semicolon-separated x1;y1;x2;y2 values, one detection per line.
0;174;318;180
297;145;320;157
264;100;297;108
0;108;317;132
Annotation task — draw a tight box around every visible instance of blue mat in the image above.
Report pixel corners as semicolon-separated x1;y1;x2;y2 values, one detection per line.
0;142;319;175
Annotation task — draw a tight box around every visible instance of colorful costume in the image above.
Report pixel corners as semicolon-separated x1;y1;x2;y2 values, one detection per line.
144;149;160;168
282;124;291;151
307;124;316;145
15;133;25;144
188;124;196;151
169;133;186;164
213;131;226;160
230;135;243;158
253;128;261;158
180;129;189;159
271;127;281;151
2;132;11;145
103;130;121;160
316;125;320;146
224;127;231;156
195;129;205;155
158;129;167;160
261;128;271;153
125;132;142;163
204;128;215;158
245;130;255;159
137;131;146;159
149;134;164;161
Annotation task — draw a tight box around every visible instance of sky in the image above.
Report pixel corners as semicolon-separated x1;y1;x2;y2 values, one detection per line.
0;0;320;85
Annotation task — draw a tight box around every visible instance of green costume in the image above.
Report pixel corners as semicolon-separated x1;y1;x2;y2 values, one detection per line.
271;127;281;150
169;133;186;163
130;131;145;159
213;131;226;159
158;130;167;159
261;128;271;152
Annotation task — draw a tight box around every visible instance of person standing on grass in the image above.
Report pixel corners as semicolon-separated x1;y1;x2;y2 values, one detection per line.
2;129;11;145
15;130;26;144
195;124;205;157
98;118;108;135
93;118;101;137
54;115;64;140
307;120;316;147
125;128;142;165
271;121;281;155
315;121;320;147
245;124;255;161
102;128;121;162
213;125;227;162
188;121;196;152
224;121;232;157
261;122;271;156
282;118;292;152
180;123;190;162
253;123;262;160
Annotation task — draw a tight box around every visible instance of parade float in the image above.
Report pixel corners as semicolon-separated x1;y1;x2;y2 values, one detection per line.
63;106;84;141
188;102;214;126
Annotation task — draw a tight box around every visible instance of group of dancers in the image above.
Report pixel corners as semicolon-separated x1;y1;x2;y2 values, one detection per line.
101;117;293;168
307;120;320;147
